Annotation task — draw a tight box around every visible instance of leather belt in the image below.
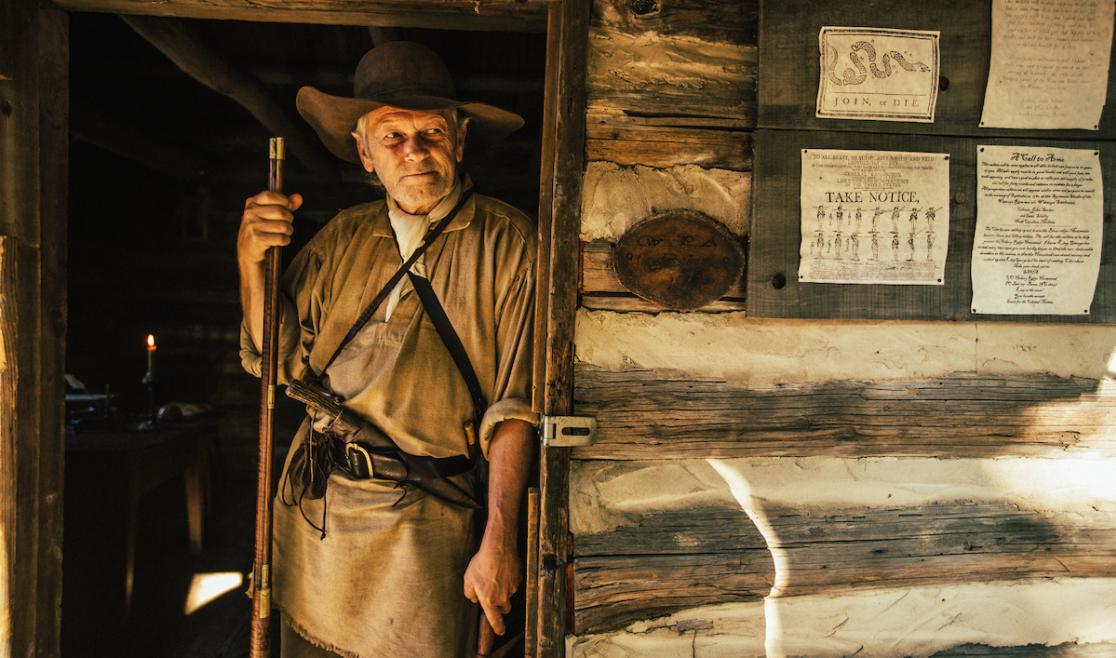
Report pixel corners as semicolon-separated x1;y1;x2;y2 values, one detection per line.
331;438;472;483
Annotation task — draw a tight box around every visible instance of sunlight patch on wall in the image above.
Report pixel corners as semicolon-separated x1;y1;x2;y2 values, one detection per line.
707;458;783;657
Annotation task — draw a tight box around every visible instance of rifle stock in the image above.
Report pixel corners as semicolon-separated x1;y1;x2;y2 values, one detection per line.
250;137;285;658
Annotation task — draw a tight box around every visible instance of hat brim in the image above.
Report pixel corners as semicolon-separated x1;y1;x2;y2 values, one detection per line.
296;86;525;164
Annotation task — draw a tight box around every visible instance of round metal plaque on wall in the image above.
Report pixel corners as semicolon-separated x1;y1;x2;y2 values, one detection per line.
613;210;745;311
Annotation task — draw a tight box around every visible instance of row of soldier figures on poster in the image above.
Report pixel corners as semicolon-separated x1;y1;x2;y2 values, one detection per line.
808;204;941;262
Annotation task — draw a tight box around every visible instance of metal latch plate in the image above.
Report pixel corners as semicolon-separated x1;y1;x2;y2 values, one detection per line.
541;414;598;448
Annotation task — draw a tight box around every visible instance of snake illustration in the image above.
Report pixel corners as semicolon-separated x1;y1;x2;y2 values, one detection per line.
827;41;931;86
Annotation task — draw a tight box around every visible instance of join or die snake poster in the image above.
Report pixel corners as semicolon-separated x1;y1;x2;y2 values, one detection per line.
817;27;940;122
799;149;951;285
971;145;1103;314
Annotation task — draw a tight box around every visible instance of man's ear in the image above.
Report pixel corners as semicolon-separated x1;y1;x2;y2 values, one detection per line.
455;119;469;163
353;133;375;174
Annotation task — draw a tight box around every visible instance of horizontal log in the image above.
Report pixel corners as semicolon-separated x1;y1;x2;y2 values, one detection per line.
587;26;756;122
572;366;1116;459
932;644;1116;657
568;585;1116;658
577;501;1116;559
580;294;746;313
54;0;548;32
586;111;753;170
593;0;756;43
573;550;773;634
573;500;1116;633
580;240;746;312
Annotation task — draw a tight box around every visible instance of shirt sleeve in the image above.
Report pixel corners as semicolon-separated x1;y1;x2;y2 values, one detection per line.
239;243;328;386
478;261;538;458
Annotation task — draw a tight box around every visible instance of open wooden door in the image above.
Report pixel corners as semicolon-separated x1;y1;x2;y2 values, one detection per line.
0;0;68;655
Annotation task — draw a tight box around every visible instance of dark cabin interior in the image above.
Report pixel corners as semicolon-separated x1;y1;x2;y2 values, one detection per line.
62;13;544;656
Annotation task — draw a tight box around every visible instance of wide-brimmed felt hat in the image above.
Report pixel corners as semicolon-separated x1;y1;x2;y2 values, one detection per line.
296;41;524;164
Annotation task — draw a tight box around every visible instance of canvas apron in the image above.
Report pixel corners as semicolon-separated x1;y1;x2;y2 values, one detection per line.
272;307;479;658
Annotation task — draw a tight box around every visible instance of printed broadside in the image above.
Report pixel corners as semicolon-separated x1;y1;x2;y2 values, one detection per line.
981;0;1114;130
971;145;1103;314
799;149;951;285
816;27;940;122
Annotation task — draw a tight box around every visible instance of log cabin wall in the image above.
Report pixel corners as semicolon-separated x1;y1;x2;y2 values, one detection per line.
567;1;1116;656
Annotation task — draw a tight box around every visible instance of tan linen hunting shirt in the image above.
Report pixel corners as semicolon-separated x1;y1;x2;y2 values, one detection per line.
240;179;537;657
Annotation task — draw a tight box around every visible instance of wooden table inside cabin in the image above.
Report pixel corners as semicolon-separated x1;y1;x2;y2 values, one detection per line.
64;420;215;614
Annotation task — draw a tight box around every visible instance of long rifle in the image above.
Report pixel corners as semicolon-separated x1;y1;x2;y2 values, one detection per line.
250;137;285;657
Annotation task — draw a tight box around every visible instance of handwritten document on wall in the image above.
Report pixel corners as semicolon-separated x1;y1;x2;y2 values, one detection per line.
981;0;1114;130
799;149;950;285
971;145;1103;314
817;27;940;123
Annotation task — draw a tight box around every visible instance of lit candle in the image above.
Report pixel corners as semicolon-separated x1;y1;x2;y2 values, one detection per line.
146;333;156;383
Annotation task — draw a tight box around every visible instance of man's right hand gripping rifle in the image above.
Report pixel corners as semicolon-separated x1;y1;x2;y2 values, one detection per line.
237;190;303;356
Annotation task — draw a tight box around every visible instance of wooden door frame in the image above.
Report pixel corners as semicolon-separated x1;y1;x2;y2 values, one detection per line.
1;1;68;656
1;1;586;656
532;1;588;657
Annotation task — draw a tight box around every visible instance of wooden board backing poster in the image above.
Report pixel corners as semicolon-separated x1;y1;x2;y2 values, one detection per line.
758;0;1116;139
747;129;1116;322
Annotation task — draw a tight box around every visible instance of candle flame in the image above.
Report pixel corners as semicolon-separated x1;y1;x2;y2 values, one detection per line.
147;334;156;350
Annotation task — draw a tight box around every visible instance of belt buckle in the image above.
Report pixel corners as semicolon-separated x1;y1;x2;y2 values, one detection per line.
344;443;375;478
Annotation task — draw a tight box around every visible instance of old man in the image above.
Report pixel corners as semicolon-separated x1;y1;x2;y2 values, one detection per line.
237;41;536;657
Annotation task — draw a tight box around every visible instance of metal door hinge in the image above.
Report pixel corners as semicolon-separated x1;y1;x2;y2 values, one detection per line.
540;414;598;448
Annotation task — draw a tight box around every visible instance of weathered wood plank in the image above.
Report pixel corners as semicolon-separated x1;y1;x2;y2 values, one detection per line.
593;0;757;44
529;6;560;654
580;240;747;312
586;111;753;170
573;550;773;634
536;0;589;655
579;502;1116;567
932;643;1116;657
568;588;1116;658
52;0;548;32
572;366;1116;460
587;15;756;122
758;0;1116;139
580;294;747;313
35;6;67;654
573;499;1116;633
747;129;1116;323
0;2;66;654
0;1;12;80
0;237;40;658
587;0;757;123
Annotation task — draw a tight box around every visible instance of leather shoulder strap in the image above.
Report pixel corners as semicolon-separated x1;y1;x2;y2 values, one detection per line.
407;272;488;430
315;190;473;377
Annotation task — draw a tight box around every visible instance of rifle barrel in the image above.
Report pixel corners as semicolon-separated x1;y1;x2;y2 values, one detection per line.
250;137;285;658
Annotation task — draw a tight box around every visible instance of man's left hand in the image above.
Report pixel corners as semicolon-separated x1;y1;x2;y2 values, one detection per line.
463;537;521;636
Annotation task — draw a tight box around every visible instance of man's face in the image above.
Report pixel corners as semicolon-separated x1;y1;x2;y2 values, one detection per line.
353;106;466;215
